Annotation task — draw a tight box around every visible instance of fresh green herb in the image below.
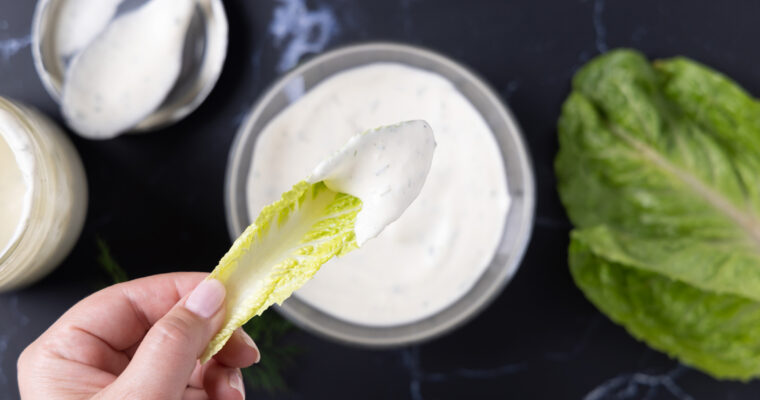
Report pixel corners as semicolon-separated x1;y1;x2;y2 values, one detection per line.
96;237;128;284
242;310;301;393
557;49;760;380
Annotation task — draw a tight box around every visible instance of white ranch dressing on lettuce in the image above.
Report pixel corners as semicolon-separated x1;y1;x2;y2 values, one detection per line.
309;120;436;245
248;63;510;326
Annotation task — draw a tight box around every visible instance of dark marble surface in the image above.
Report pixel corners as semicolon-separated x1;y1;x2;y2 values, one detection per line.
2;0;760;399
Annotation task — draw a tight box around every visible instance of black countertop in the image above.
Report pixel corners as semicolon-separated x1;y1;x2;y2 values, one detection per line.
2;0;760;398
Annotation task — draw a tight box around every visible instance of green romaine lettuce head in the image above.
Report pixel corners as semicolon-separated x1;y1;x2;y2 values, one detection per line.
557;49;760;380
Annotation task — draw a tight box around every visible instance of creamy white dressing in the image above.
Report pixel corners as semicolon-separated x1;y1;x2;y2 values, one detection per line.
0;99;88;291
248;63;510;326
308;121;435;245
54;0;123;60
60;0;194;138
0;109;34;258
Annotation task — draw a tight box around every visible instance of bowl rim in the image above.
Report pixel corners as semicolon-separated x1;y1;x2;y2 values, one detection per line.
30;0;229;132
225;41;536;348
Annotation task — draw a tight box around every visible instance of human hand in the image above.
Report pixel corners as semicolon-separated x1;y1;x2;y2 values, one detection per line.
17;272;260;399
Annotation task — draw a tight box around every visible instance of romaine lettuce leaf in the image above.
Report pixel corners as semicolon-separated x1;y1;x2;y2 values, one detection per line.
201;181;361;362
570;235;760;381
557;49;760;379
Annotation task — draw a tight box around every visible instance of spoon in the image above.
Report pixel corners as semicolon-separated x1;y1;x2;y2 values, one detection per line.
60;0;196;139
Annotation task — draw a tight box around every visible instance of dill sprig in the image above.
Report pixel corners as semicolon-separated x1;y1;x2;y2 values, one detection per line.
96;236;128;285
242;310;301;393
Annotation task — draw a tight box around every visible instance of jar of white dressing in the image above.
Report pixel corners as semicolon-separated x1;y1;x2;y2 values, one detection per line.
0;97;87;292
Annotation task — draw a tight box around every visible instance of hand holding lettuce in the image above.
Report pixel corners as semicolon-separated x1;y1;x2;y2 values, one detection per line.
557;49;760;380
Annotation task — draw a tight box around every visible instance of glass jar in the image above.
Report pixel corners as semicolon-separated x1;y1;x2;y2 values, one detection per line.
0;97;87;291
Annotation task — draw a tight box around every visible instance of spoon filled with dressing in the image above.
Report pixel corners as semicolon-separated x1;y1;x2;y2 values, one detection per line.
36;0;226;139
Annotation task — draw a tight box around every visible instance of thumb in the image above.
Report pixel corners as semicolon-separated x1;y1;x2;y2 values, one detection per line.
109;279;226;398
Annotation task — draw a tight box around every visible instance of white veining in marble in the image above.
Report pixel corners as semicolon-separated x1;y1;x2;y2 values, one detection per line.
576;49;592;66
0;296;30;388
399;0;420;35
631;26;648;43
503;80;521;102
269;0;339;73
584;365;693;400
592;0;608;53
401;346;527;400
544;316;601;361
0;35;31;62
395;315;624;398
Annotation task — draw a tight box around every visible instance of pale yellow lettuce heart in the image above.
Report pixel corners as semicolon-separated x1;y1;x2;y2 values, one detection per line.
201;181;361;362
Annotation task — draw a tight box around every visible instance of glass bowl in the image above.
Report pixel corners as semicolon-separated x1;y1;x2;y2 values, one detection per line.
225;42;535;347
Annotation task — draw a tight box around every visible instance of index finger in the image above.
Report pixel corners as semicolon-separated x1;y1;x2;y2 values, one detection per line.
47;272;208;352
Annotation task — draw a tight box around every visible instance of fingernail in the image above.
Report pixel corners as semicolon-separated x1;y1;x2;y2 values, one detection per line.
236;328;261;364
185;279;225;318
229;369;245;398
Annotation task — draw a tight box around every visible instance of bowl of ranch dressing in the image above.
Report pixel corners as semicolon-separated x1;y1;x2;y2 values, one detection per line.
226;43;535;347
31;0;228;139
